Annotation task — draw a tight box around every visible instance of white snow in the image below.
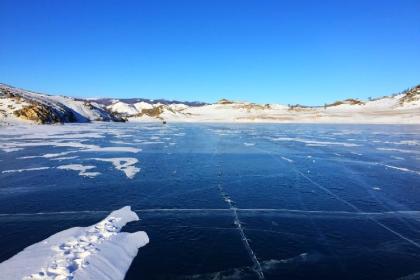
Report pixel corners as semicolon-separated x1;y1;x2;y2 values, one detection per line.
2;167;51;174
82;146;141;153
270;137;359;147
281;156;294;163
133;101;153;111
57;164;100;178
383;165;420;176
19;151;77;159
1;140;141;154
136;141;165;145
0;84;116;123
119;95;420;124
168;103;188;111
107;102;138;115
390;156;405;160
377;148;420;154
92;158;140;179
0;206;149;280
51;156;79;161
1;147;23;152
243;142;255;146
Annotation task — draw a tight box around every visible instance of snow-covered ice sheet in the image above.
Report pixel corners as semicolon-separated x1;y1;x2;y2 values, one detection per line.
0;206;149;280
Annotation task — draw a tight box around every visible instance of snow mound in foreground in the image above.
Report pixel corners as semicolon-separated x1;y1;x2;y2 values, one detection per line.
0;206;149;280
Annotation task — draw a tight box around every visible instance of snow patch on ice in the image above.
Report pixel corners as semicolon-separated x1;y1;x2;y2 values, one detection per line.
136;141;165;145
1;141;141;155
51;156;79;161
2;167;51;174
1;147;23;152
57;164;100;178
244;142;255;146
0;206;149;280
383;165;420;176
281;156;294;163
19;151;77;159
377;147;420;154
81;147;141;153
92;158;140;179
390;156;405;160
271;137;359;147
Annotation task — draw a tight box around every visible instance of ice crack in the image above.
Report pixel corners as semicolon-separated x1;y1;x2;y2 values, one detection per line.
217;183;265;279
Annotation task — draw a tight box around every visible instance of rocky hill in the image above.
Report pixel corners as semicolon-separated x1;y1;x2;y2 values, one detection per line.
0;84;124;124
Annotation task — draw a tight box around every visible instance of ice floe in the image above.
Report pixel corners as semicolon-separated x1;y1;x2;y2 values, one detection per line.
0;206;149;280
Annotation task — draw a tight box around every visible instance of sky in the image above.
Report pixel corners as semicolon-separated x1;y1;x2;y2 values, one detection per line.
0;0;419;105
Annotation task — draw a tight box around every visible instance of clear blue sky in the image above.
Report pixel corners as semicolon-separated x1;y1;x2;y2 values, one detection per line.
0;0;419;105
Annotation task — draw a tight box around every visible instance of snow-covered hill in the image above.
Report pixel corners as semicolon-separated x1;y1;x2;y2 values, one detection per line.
1;83;419;124
106;86;420;124
0;84;124;124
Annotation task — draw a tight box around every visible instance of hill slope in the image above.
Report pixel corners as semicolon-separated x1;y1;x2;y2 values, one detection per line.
0;84;124;124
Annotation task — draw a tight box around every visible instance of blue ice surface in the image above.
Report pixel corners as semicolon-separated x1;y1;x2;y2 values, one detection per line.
0;123;419;280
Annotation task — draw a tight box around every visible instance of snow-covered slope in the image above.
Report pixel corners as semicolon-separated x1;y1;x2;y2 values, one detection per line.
1;83;419;124
105;86;419;124
0;84;124;124
108;101;139;115
0;206;149;280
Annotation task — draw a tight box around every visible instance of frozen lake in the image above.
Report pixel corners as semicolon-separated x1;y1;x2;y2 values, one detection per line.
1;123;420;279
